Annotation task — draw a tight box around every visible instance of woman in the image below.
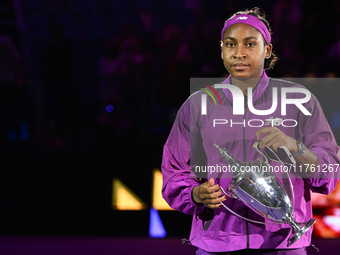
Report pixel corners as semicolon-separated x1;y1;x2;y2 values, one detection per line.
162;7;339;255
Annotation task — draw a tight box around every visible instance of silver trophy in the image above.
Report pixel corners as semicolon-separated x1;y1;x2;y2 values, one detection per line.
215;143;316;247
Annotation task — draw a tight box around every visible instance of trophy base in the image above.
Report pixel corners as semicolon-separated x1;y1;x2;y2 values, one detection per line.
287;218;317;247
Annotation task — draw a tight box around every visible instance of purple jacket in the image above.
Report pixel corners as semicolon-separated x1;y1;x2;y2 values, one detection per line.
162;72;340;252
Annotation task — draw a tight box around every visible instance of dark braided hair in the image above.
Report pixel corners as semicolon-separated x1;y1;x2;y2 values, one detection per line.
228;7;278;69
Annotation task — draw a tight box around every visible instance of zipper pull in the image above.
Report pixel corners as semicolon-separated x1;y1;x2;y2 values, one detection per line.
182;238;192;245
310;243;319;252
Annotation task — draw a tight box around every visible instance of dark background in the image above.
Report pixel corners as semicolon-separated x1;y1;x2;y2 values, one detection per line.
1;0;340;238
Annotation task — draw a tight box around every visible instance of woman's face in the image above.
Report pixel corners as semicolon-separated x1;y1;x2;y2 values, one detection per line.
221;23;272;79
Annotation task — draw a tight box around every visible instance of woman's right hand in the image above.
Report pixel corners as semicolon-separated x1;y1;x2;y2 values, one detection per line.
192;178;227;209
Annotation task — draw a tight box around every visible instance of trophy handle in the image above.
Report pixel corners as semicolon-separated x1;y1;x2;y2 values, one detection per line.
254;142;296;212
254;142;269;165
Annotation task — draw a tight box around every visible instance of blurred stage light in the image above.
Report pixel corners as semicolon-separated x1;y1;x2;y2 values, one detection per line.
323;215;340;232
152;169;174;210
20;121;29;141
8;129;16;141
106;105;114;113
149;207;166;238
112;178;147;210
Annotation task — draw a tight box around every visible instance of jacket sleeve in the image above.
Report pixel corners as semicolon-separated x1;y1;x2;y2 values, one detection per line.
161;99;206;215
300;94;340;194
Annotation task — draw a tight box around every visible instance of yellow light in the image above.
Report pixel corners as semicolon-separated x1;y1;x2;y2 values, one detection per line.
112;178;147;210
152;169;174;210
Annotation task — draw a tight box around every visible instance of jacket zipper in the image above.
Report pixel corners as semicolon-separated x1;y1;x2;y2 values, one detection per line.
243;96;249;249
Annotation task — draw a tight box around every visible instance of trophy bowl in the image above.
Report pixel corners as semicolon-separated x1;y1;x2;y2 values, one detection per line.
215;144;316;247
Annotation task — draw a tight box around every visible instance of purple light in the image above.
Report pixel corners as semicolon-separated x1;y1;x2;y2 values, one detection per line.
106;105;114;113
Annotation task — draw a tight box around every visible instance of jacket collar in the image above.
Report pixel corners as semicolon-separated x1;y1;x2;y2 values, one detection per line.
222;71;269;102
